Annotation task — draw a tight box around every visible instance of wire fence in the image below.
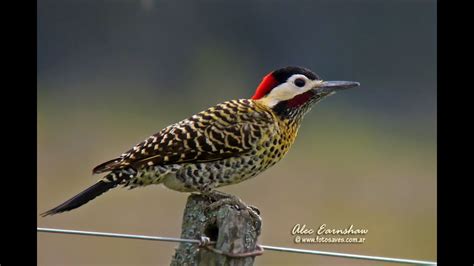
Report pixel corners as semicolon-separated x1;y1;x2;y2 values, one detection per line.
38;227;436;265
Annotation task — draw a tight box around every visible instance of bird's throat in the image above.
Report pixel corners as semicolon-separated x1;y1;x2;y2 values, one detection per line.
272;90;319;120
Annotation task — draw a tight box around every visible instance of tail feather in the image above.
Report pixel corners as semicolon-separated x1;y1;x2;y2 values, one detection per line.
41;179;119;217
92;158;122;174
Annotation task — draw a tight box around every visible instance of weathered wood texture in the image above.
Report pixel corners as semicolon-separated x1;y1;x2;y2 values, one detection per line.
170;194;262;266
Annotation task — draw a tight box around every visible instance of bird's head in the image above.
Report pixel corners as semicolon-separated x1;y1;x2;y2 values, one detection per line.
251;66;359;119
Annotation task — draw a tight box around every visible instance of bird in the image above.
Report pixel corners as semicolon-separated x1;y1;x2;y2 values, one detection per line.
41;66;359;216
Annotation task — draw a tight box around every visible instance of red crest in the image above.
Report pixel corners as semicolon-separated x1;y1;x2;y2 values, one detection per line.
251;73;279;100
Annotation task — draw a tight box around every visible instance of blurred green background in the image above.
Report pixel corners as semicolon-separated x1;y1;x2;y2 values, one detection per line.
38;0;436;265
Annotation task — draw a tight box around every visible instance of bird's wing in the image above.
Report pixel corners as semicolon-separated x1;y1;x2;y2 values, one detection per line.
92;100;275;174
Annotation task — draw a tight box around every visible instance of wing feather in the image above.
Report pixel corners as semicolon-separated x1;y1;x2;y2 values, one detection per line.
92;100;274;173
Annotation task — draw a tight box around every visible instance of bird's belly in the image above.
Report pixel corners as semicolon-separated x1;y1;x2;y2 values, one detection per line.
160;149;287;192
130;136;292;192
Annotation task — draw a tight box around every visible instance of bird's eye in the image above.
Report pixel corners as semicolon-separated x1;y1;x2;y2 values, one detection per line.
294;78;305;87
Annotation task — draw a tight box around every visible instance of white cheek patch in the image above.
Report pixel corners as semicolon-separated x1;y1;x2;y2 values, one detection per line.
267;83;301;101
260;81;316;107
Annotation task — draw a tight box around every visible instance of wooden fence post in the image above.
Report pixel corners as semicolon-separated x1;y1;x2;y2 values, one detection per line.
170;194;262;266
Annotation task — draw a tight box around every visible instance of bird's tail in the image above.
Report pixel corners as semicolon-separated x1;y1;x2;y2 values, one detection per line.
41;173;123;217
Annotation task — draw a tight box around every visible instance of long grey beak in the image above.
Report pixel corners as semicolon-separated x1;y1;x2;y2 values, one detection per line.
315;80;360;94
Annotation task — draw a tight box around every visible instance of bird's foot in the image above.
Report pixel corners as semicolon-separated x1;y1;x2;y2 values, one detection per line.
203;190;232;201
205;191;261;221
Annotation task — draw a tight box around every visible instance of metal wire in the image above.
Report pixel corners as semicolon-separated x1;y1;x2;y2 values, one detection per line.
38;227;207;244
38;227;436;265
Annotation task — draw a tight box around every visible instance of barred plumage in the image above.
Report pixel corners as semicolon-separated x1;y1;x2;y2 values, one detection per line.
94;99;299;192
42;66;359;216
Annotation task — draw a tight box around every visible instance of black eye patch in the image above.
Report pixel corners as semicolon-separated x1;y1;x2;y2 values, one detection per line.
294;78;306;87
